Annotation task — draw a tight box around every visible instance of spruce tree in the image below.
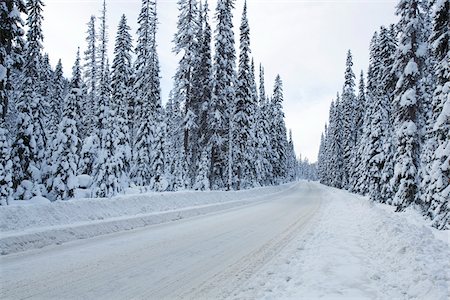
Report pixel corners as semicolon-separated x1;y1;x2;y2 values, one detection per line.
422;0;449;229
82;15;97;139
172;0;200;187
0;0;26;204
270;75;289;183
111;14;133;189
11;0;46;199
391;0;427;211
193;0;213;189
254;64;272;185
233;0;255;189
340;50;356;189
50;50;82;201
209;0;236;190
50;60;67;131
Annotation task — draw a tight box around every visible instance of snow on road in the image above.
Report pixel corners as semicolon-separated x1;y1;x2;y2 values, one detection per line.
1;182;448;299
234;184;450;300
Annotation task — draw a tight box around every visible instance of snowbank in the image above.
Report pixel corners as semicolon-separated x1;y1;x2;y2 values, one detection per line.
235;184;450;299
0;183;296;255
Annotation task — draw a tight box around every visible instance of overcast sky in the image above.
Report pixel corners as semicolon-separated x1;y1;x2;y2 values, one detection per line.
41;0;398;162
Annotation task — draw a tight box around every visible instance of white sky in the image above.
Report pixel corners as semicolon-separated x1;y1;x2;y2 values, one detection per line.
41;0;398;162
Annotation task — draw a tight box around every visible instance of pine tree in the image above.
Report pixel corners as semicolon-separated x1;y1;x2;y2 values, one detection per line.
92;60;119;198
50;49;82;201
391;0;427;211
11;0;46;199
233;0;255;189
270;75;288;183
329;94;344;188
340;50;356;189
209;0;236;190
193;0;213;189
110;14;133;189
131;0;164;189
254;64;272;186
1;0;26;122
422;0;449;229
349;71;366;192
172;0;200;187
50;59;67;132
0;124;13;205
0;0;26;204
82;15;97;139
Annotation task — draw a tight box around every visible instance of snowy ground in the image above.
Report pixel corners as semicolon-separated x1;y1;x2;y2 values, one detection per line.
234;184;450;300
0;183;297;255
1;182;448;299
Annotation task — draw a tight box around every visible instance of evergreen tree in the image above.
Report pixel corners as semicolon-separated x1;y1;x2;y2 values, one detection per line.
193;0;214;189
110;14;133;189
422;0;449;229
270;75;289;183
340;50;356;189
233;0;255;189
391;0;427;211
1;0;26;121
172;0;200;187
50;50;82;201
11;0;46;199
50;59;67;132
254;64;272;186
0;0;26;204
82;15;97;139
209;0;236;190
349;71;366;192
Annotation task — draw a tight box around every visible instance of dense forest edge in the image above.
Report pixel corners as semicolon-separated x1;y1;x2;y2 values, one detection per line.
317;0;449;229
1;0;317;206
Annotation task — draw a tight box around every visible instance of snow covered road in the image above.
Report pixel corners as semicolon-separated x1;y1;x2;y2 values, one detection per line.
0;182;323;299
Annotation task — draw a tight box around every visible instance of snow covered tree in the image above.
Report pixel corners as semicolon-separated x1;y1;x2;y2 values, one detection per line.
131;0;164;190
349;71;366;192
92;60;120;198
172;0;200;187
50;59;67;133
328;94;344;188
193;0;214;189
208;0;237;190
11;0;47;200
232;0;256;189
0;124;13;205
1;0;26;122
421;0;449;229
254;64;272;186
50;49;82;201
110;14;133;189
81;15;97;139
0;0;26;204
340;50;356;189
286;130;298;181
391;0;427;211
269;75;289;183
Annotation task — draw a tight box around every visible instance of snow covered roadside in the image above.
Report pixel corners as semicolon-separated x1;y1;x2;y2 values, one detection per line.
234;183;450;300
0;183;297;255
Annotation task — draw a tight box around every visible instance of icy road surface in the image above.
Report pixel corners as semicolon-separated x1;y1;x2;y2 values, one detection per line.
0;182;322;299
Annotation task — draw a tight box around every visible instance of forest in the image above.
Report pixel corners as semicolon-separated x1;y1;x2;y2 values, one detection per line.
1;0;320;206
317;0;449;229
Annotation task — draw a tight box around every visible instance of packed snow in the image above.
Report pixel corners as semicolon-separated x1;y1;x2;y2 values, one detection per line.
1;182;448;299
234;184;450;300
0;182;297;255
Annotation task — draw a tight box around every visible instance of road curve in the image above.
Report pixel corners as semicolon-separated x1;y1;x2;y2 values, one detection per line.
0;182;323;299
